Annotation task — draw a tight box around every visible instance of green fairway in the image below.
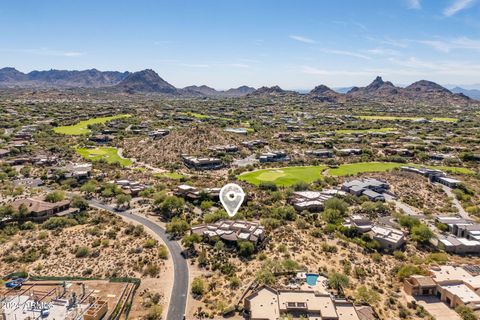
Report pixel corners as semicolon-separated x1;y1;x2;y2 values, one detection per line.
75;147;133;167
422;165;474;175
328;162;403;176
355;115;458;123
238;162;474;186
179;112;233;122
155;172;185;180
237;166;327;186
431;117;459;123
327;162;474;176
334;127;395;135
54;114;131;135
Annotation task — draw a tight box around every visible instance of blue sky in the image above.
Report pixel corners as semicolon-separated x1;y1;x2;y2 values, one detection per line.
1;0;479;89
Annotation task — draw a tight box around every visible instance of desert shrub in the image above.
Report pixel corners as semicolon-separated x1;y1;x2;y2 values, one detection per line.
191;277;205;296
143;238;157;248
75;246;90;258
158;245;169;259
42;217;77;230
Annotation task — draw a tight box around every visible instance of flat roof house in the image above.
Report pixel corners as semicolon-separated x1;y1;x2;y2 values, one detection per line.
371;225;405;250
244;286;360;320
182;155;223;170
191;220;265;246
258;151;289;163
404;265;480;311
289;189;346;212
341;178;389;201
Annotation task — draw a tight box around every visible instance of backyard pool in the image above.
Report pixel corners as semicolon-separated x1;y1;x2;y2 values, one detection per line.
306;273;319;286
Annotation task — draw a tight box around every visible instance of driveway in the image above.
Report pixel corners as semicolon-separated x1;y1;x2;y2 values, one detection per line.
383;193;424;218
88;199;188;320
439;184;469;219
412;296;461;320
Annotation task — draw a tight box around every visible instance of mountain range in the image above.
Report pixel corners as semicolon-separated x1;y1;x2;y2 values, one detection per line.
0;67;477;103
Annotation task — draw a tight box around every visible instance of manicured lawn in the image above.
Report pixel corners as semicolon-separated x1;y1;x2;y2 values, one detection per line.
238;162;474;187
75;147;133;167
422;165;474;175
334;127;395;135
431;117;458;123
54;114;131;135
180;112;233;122
355;115;458;123
328;162;402;176
328;162;474;176
155;172;185;180
237;166;327;186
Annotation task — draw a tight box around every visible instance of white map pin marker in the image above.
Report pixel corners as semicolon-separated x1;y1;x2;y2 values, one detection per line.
220;183;245;217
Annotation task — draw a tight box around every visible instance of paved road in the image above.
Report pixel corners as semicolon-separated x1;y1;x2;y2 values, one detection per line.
383;193;424;217
439;184;469;219
88;199;188;320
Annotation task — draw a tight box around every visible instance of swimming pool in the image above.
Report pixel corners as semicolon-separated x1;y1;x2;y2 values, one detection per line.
306;273;319;286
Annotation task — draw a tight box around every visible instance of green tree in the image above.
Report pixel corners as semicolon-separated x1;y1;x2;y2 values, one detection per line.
45;190;65;203
145;305;163;320
411;223;435;243
191;277;205;296
237;240;255;257
80;180;97;197
116;194;132;209
328;272;349;293
71;195;89;210
324;197;348;215
455;306;478;320
322;209;343;224
182;233;202;249
166;217;189;237
156;195;185;218
354;286;380;305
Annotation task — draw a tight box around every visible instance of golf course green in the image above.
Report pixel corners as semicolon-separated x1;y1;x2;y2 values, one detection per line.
76;147;133;167
238;165;327;186
54;114;131;135
355;115;458;123
238;162;474;186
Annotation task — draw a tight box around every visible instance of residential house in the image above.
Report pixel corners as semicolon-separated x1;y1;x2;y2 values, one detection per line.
404;265;480;311
289;189;346;212
9;197;77;222
306;149;334;158
242;140;268;149
341;178;389;201
182;155;223;170
244;286;360;320
191;220;265;246
258;151;289;163
335;148;363;156
371;225;405;250
343;215;374;233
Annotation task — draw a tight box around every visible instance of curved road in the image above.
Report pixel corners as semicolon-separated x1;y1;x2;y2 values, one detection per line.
88;200;188;320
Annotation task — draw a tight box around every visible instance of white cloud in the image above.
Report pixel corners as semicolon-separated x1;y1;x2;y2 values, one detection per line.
365;48;401;56
443;0;476;16
178;63;210;68
406;0;421;9
0;48;84;57
320;49;371;60
417;36;480;52
289;35;316;44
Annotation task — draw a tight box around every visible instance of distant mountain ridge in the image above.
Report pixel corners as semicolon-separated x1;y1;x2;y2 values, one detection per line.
114;69;177;94
0;67;129;88
183;84;255;97
0;67;255;97
450;87;480;100
0;67;476;104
